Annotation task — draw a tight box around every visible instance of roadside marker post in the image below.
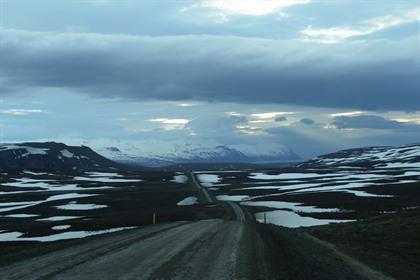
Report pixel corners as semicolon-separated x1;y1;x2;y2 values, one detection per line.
264;213;267;224
153;212;157;225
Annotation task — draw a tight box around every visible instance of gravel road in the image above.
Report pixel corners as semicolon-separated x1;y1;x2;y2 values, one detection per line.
0;218;267;280
0;173;393;280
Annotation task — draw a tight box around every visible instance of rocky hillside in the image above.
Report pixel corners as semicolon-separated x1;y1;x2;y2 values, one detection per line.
0;142;123;171
298;143;420;168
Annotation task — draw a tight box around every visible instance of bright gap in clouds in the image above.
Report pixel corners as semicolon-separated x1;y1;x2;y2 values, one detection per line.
176;103;200;107
0;109;44;116
391;118;420;124
149;118;190;130
250;112;295;119
301;7;420;43
329;111;364;118
182;0;310;17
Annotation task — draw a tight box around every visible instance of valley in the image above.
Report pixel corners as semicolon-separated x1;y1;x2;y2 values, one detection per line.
0;142;419;279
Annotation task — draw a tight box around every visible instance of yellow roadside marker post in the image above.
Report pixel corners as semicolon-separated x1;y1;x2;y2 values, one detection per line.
153;212;157;225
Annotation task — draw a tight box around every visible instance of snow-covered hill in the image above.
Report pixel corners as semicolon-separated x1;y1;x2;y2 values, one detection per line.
87;141;300;167
298;143;420;169
0;142;122;171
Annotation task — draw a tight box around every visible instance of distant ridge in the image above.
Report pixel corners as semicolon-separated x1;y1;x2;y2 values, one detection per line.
155;161;300;171
0;142;126;171
298;143;420;169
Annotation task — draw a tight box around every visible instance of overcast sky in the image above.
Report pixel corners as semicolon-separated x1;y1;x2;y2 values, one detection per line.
0;0;419;158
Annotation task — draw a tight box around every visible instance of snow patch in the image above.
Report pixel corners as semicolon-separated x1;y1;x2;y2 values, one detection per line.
85;172;123;177
60;149;74;158
0;227;136;242
177;196;198;206
197;174;221;187
0;145;49;157
249;172;340;180
255;210;353;228
4;214;39;218
23;170;48;176
52;225;71;230
55;203;108;211
37;216;82;222
241;201;339;213
73;176;141;183
171;175;188;184
216;195;250;202
0;193;98;213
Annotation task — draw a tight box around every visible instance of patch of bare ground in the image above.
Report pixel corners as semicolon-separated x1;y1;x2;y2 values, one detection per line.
304;208;420;279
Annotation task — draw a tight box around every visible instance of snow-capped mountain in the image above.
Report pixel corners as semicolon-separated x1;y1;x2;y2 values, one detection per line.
298;143;420;169
87;141;300;167
0;142;123;171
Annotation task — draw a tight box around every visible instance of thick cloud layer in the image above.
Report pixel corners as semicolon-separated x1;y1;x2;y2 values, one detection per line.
300;118;315;125
1;29;419;110
332;115;420;130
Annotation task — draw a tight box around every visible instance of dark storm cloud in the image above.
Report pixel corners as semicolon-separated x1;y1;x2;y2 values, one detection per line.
1;29;419;110
275;116;287;122
332;115;420;130
300;118;315;125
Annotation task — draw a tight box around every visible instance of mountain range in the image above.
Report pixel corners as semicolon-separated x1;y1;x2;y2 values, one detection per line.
91;143;301;167
2;141;419;171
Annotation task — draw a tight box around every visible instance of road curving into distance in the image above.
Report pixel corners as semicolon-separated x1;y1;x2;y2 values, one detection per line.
0;172;392;280
188;172;215;204
189;172;248;223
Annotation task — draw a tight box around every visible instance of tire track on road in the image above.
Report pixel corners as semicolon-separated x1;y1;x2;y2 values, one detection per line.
0;222;188;280
55;220;224;280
